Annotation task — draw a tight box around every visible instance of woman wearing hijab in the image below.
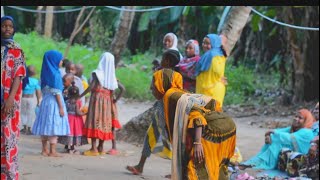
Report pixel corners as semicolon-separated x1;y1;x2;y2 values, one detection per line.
32;50;70;157
177;39;201;93
1;15;26;180
163;32;183;60
240;109;316;170
195;34;227;109
79;52;124;156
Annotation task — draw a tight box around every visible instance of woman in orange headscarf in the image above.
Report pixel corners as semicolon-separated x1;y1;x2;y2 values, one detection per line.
241;109;315;170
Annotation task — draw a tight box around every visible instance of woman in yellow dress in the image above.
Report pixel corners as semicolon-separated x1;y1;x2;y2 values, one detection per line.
195;34;227;109
151;67;236;180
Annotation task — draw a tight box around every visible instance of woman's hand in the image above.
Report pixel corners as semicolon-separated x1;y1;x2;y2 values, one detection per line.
3;97;14;114
59;107;65;117
194;142;204;164
221;77;228;85
265;135;272;144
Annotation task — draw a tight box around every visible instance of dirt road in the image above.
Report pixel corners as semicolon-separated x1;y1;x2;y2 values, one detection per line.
19;100;287;180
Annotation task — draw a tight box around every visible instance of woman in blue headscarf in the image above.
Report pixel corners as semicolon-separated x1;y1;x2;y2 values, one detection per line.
32;50;70;157
195;34;227;109
1;15;26;180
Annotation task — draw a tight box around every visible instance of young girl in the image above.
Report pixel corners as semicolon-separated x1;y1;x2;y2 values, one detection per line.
79;52;125;156
20;65;41;135
58;82;88;154
163;32;183;60
177;39;201;93
32;50;70;157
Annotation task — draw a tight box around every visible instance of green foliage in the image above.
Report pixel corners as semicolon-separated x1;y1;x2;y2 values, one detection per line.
224;64;255;105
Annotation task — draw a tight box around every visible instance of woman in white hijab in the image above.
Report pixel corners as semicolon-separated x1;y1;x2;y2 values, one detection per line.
163;32;183;60
79;52;125;156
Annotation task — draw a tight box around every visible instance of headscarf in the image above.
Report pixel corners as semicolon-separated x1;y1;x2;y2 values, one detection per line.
163;32;183;60
152;68;183;97
92;52;118;90
40;50;64;91
178;40;201;79
195;34;224;76
299;109;316;129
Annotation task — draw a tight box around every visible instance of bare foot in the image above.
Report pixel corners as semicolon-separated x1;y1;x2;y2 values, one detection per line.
164;174;171;179
41;151;49;157
238;164;252;170
48;153;63;157
126;165;142;175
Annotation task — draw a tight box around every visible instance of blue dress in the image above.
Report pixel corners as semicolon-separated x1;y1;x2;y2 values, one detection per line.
32;86;70;136
242;127;314;170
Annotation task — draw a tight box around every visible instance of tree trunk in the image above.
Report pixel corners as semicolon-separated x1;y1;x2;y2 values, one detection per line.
117;6;252;143
44;6;54;38
220;6;251;56
1;6;4;17
109;6;135;66
35;6;44;34
64;6;96;58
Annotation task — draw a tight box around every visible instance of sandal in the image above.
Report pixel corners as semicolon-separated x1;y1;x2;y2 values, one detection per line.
107;149;119;155
126;165;142;175
83;150;99;156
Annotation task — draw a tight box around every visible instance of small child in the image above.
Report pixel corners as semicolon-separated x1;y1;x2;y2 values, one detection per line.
79;52;125;156
62;73;74;101
32;50;70;157
58;82;88;154
152;59;161;72
20;65;41;135
65;62;85;106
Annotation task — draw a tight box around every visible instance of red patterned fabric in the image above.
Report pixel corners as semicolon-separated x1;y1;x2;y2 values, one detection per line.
1;48;26;180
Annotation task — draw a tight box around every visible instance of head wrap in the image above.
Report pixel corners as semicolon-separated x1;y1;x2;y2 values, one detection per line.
186;39;200;56
92;52;118;90
195;34;224;76
40;50;64;90
299;109;316;128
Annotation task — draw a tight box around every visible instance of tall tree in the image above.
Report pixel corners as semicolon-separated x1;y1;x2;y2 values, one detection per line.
64;6;96;58
109;6;136;66
44;6;54;38
1;6;4;17
117;6;252;142
35;6;44;34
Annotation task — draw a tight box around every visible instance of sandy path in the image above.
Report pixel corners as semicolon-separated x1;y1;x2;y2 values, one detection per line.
19;100;278;180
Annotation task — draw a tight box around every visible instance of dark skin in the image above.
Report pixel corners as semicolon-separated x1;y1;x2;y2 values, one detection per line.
75;64;84;78
1;20;23;114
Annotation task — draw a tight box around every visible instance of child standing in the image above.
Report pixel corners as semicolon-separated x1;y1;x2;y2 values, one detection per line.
32;50;70;157
20;65;41;135
177;39;200;93
79;52;125;156
62;73;74;101
58;82;88;154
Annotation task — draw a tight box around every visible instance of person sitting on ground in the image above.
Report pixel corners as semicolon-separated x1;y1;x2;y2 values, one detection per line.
240;109;315;170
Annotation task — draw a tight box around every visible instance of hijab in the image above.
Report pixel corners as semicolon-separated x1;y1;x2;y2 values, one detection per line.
299;109;316;129
92;52;118;90
178;40;201;79
40;50;64;91
163;32;183;60
195;34;224;76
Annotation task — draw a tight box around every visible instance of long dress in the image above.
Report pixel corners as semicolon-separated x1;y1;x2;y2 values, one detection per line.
242;126;314;170
1;44;26;180
83;78;121;141
196;55;226;109
32;86;70;136
163;88;236;180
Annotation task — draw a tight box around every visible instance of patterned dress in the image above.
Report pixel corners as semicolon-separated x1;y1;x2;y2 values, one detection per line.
1;42;26;180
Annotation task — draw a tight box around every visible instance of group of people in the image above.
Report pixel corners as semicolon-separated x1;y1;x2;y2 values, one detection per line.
1;14;318;180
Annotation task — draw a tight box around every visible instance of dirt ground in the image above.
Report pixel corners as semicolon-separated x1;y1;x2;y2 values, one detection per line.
18;100;294;180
